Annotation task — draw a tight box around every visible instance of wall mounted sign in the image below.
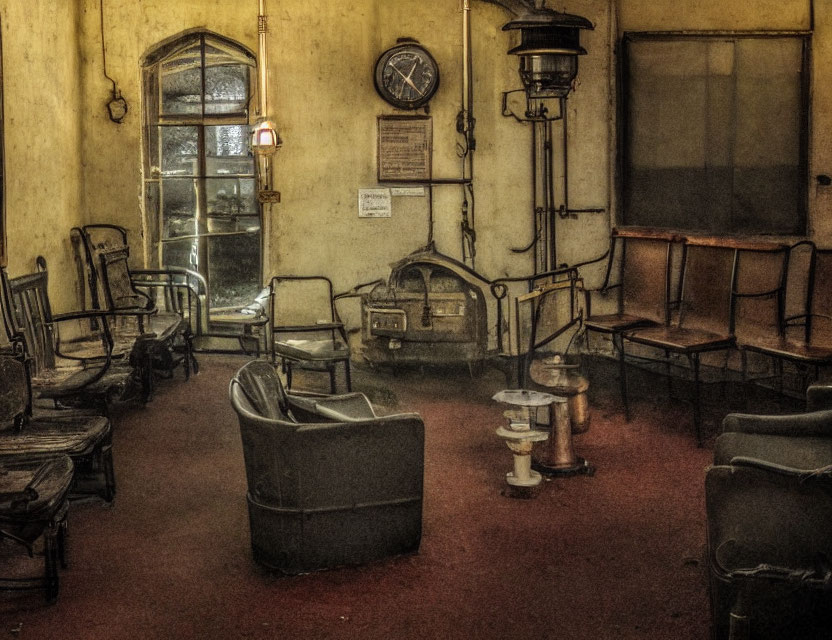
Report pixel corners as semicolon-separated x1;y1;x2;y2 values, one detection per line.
358;188;392;218
391;186;426;197
377;116;432;183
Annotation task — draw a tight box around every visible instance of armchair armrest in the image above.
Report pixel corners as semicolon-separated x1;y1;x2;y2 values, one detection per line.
288;392;378;421
807;385;832;412
721;409;832;438
729;456;832;479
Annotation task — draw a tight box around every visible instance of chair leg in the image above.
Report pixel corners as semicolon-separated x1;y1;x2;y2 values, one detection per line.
728;589;751;640
329;365;337;394
344;359;352;392
101;444;116;503
44;525;59;603
285;363;293;390
664;348;673;399
58;518;68;570
689;353;703;447
617;333;631;421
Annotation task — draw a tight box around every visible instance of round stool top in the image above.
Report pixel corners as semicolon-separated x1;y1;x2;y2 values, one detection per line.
529;358;589;395
492;389;561;407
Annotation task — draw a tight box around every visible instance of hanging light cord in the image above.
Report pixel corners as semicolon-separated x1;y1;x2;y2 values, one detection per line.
100;0;117;95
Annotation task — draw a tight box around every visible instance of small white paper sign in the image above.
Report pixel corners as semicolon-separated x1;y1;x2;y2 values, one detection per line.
358;188;392;218
391;186;426;197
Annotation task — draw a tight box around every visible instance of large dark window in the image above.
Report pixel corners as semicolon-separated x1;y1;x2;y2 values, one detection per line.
622;34;809;235
143;33;259;309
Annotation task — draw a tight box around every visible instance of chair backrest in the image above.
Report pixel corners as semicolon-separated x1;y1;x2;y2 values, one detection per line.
0;355;29;432
808;248;832;349
614;228;679;325
731;242;789;343
70;224;130;311
269;276;338;329
99;248;152;312
229;359;292;423
678;238;738;335
6;268;57;375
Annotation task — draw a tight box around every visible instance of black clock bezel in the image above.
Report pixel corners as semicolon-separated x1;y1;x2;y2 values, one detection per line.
373;42;440;110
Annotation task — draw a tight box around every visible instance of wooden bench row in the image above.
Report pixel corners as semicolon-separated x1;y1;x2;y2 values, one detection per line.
579;228;831;445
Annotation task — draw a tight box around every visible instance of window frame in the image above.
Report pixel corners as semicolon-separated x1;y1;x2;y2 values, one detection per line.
619;30;811;237
142;31;261;311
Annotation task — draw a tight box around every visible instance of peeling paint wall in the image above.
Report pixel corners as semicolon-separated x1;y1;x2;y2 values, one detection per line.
0;0;83;312
2;0;830;318
74;0;613;304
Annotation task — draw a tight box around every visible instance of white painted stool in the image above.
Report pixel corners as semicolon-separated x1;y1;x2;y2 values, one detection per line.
492;389;552;497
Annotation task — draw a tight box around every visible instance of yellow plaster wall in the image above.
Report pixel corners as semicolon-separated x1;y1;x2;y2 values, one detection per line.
76;0;614;304
1;0;84;312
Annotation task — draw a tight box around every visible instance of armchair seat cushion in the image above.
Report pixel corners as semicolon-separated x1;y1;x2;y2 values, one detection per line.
34;363;132;401
274;338;350;362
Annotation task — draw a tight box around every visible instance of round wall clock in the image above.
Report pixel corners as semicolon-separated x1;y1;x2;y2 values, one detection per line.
374;41;440;110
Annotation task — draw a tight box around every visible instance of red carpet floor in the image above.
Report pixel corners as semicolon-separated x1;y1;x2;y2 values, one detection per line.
2;354;782;639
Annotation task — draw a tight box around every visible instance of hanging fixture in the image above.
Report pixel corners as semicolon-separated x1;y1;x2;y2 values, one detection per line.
100;0;127;124
251;118;280;156
502;7;592;99
252;0;281;158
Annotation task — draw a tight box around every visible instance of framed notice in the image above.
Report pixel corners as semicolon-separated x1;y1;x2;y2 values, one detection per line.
377;116;432;183
358;188;392;218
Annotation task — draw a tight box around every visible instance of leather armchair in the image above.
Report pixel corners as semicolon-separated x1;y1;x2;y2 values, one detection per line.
229;360;424;574
706;384;832;639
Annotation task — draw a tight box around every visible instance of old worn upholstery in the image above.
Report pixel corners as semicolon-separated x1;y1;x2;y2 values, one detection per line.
229;360;424;574
0;356;115;502
706;385;832;639
0;455;74;602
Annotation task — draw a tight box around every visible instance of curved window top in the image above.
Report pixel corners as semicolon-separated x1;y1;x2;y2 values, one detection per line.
145;33;256;119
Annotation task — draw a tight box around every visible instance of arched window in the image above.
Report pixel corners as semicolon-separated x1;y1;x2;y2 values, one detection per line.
143;32;259;310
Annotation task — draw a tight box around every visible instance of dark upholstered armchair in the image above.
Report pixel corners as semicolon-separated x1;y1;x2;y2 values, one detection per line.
706;385;832;639
229;360;424;574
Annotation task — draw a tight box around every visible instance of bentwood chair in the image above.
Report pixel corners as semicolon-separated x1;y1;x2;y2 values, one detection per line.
0;455;74;603
706;384;832;639
269;276;351;393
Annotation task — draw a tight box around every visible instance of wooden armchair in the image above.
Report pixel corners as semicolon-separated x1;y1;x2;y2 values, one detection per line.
2;261;138;411
0;455;74;602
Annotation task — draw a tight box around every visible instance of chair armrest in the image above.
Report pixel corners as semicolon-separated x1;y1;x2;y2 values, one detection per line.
288;392;378;421
729;456;832;479
807;385;832;412
721;409;832;437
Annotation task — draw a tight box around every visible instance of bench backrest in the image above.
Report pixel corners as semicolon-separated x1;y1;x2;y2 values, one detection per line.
808;249;832;349
614;229;679;325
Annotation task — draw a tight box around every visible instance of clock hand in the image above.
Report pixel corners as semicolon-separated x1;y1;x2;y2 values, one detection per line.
392;64;425;96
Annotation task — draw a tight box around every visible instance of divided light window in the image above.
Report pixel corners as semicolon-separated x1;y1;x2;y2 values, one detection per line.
622;34;809;235
143;33;260;309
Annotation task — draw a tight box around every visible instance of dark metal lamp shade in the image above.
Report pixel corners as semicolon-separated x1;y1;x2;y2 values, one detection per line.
503;9;593;98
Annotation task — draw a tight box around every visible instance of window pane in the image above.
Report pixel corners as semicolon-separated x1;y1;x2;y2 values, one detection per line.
161;178;198;238
162;237;200;272
206;125;253;176
623;36;805;235
207;233;260;308
160;43;203;115
206;178;257;220
205;64;250;115
160;126;199;176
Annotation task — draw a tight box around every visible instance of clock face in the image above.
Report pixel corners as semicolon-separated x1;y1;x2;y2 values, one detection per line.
374;43;440;110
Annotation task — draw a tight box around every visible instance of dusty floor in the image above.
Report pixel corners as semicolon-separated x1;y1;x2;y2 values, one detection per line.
0;354;807;638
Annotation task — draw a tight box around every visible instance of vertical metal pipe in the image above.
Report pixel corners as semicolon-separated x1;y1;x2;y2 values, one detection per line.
258;0;269;119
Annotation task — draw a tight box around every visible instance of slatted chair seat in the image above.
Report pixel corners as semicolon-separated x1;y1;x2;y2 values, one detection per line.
742;335;832;364
0;455;74;602
0;356;116;503
274;336;350;361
